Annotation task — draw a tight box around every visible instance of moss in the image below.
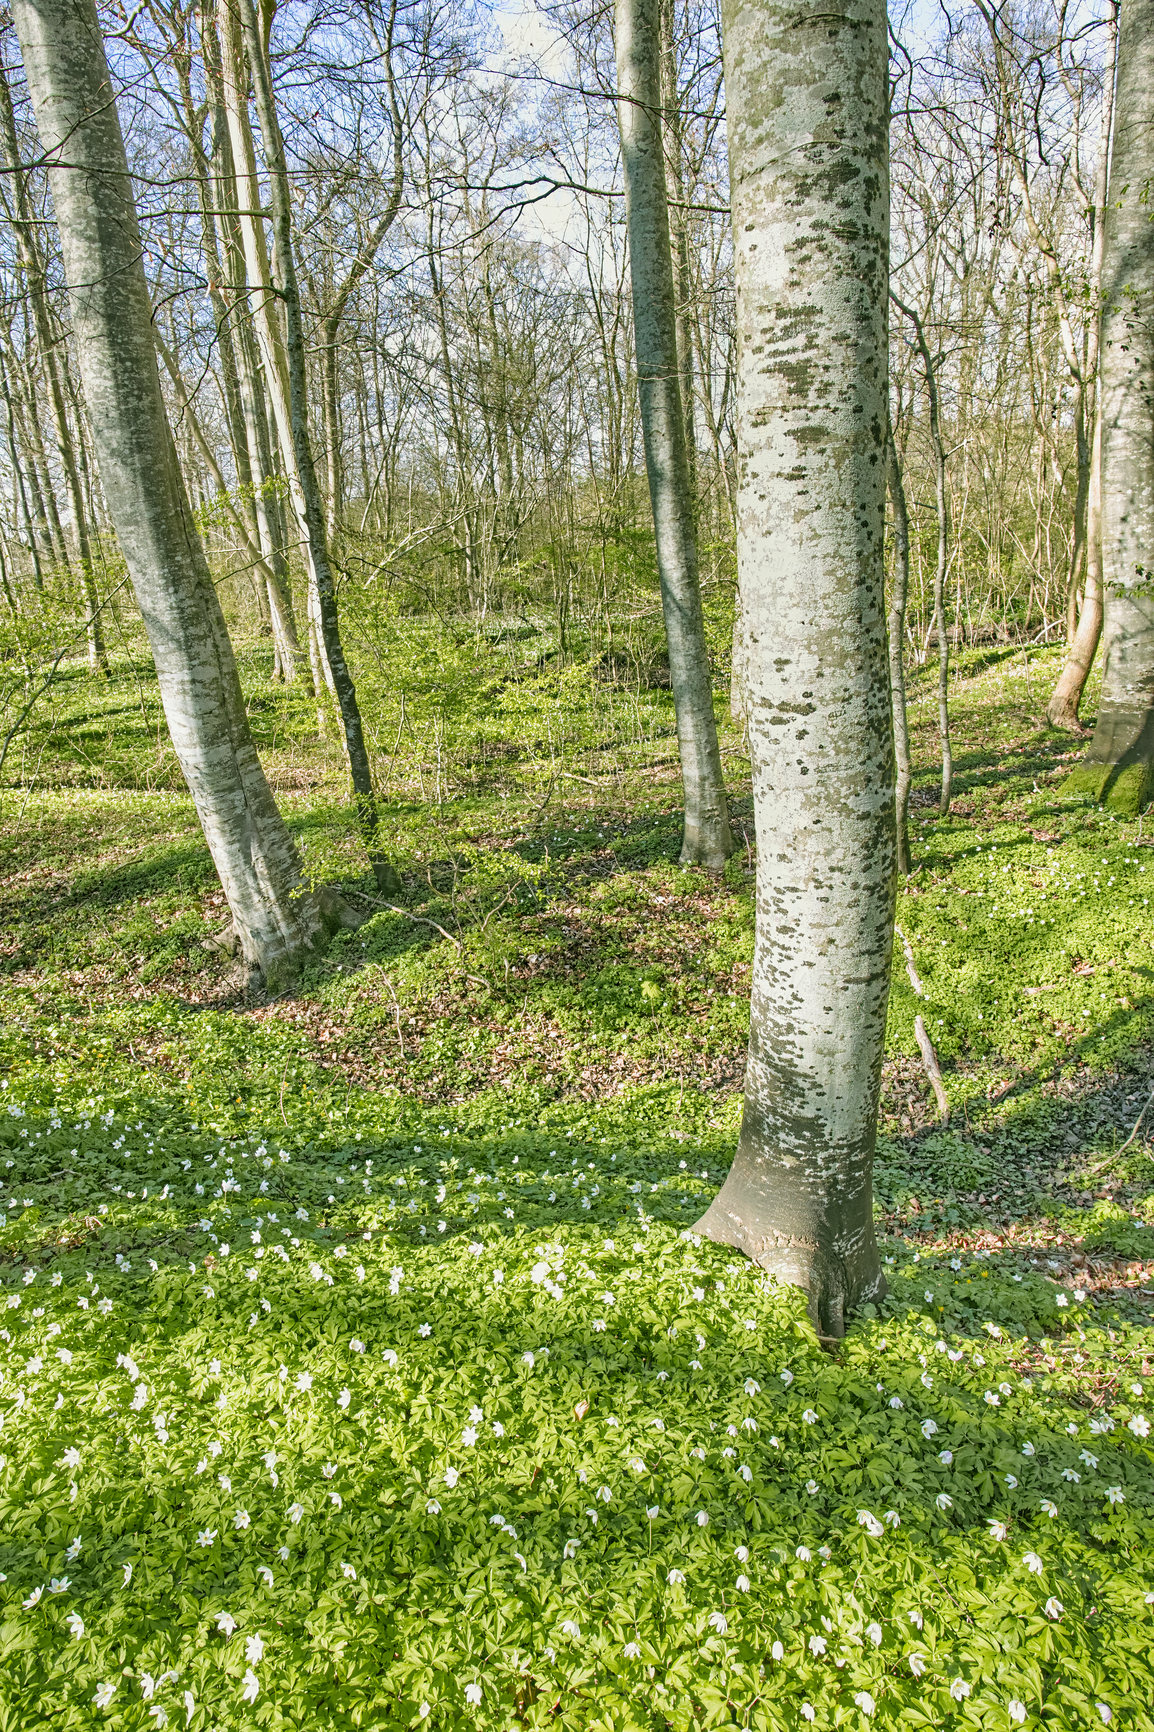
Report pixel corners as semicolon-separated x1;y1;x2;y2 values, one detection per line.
1062;757;1154;816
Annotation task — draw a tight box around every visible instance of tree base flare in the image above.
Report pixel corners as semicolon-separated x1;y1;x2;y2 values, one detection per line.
1045;696;1090;735
203;886;363;993
1062;758;1153;816
678;822;735;871
692;1194;887;1340
371;856;403;895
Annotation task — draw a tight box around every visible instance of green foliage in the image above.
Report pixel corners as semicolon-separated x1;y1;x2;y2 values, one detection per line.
1;1088;1152;1731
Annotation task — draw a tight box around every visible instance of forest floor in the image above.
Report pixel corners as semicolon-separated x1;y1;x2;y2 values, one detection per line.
0;633;1151;1730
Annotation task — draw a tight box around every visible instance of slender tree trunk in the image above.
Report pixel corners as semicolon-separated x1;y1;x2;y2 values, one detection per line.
615;0;733;867
1047;2;1118;732
693;0;892;1335
658;0;697;495
1066;0;1154;814
894;295;951;813
201;15;300;682
10;0;346;984
215;0;397;886
154;329;299;645
228;0;398;891
1049;401;1105;732
0;55;108;670
12;361;67;566
887;417;913;875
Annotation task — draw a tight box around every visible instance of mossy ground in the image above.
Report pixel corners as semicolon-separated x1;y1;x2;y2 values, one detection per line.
0;631;1151;1729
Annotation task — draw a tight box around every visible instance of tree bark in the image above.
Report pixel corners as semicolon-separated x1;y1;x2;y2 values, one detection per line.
220;0;399;890
1047;1;1117;732
1066;0;1154;815
319;0;404;549
0;52;108;670
0;347;44;590
10;0;342;985
893;294;951;814
201;5;301;681
615;0;734;868
693;0;892;1335
886;416;913;875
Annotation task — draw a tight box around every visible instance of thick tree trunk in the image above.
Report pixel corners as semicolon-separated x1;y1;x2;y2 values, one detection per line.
886;417;913;875
615;0;733;868
693;0;892;1336
1066;0;1154;816
10;0;342;985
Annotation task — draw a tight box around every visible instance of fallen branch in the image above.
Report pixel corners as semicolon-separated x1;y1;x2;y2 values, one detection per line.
1117;1082;1154;1156
914;1015;951;1124
896;925;949;1123
894;923;924;996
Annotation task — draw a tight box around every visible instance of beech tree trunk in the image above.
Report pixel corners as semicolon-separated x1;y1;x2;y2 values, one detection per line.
1066;0;1154;816
10;0;341;986
1046;1;1117;731
615;0;734;868
893;294;951;813
694;0;892;1336
220;0;399;890
0;53;108;671
886;416;913;875
200;16;301;682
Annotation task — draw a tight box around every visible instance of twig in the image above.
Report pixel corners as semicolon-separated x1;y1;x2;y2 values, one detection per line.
1116;1083;1154;1156
914;1015;951;1124
0;647;66;780
360;897;490;991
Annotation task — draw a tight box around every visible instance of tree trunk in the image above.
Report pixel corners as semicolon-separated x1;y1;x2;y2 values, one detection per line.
886;417;913;875
10;0;343;985
693;0;892;1336
658;0;697;495
1065;0;1154;814
615;0;733;868
1;354;45;591
893;294;951;813
1049;399;1105;732
1047;2;1118;733
0;53;108;669
201;13;301;682
220;0;398;890
12;359;68;566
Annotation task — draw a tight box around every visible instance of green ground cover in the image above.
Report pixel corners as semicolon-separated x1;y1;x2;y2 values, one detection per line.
0;634;1152;1730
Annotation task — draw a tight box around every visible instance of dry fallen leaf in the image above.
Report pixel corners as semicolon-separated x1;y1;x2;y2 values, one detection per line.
573;1399;589;1421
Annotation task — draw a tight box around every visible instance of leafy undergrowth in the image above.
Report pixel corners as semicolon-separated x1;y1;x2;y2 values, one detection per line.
0;633;1153;1728
1;1089;1152;1731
